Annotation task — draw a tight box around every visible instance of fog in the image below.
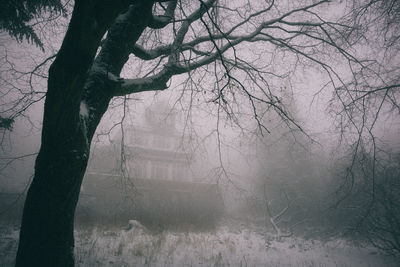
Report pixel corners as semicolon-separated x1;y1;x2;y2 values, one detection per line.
1;86;398;266
1;0;400;266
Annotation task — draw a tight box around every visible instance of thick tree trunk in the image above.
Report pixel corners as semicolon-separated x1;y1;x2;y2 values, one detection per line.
15;1;130;266
15;139;89;266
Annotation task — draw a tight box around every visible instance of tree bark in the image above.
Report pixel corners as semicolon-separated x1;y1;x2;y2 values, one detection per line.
15;1;130;266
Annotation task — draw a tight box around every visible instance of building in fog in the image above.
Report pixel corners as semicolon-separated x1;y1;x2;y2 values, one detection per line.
79;101;223;225
119;101;192;182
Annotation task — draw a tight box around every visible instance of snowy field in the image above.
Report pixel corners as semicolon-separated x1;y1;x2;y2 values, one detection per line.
0;220;397;267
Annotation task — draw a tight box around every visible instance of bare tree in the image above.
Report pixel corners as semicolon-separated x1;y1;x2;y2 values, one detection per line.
329;0;400;179
0;0;398;265
323;1;400;256
362;152;400;258
263;183;292;240
330;149;400;258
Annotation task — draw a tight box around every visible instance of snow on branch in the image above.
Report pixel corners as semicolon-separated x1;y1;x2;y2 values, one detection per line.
129;0;347;78
116;73;169;96
148;0;177;29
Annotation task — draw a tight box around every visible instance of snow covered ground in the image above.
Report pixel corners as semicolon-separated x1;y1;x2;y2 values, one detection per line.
0;220;397;267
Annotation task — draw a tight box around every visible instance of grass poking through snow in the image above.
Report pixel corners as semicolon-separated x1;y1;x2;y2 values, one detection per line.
71;220;396;267
0;221;397;266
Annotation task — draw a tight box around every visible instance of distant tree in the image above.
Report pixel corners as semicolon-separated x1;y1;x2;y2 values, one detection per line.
0;0;66;49
349;0;400;48
0;0;398;266
0;116;14;130
250;83;326;235
360;152;400;258
330;0;400;176
331;149;400;258
326;0;400;255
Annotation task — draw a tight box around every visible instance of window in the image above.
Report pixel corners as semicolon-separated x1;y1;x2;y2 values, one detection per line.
153;135;169;149
152;161;169;180
172;163;183;180
135;160;147;179
134;132;148;147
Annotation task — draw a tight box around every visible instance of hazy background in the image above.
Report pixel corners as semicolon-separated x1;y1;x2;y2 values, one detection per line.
1;1;400;265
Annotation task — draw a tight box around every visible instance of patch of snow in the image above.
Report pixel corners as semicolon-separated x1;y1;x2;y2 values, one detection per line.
107;72;120;82
0;222;397;267
80;101;89;118
126;220;145;231
88;61;121;85
90;61;106;74
122;77;151;87
72;225;397;267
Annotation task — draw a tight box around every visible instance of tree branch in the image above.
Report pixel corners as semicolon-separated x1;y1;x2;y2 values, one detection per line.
148;0;177;29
